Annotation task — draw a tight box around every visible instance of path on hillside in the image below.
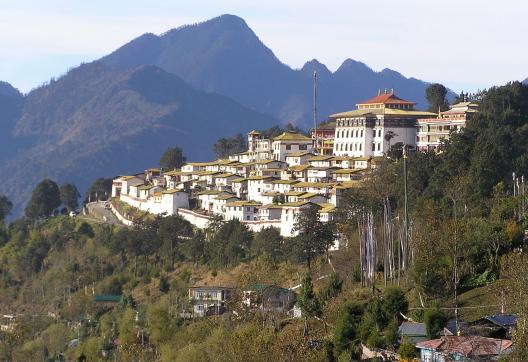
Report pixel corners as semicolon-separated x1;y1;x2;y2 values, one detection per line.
84;201;122;225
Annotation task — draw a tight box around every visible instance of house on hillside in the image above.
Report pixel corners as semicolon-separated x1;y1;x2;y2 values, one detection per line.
189;286;233;317
416;336;512;361
466;314;517;339
398;322;428;345
242;284;296;312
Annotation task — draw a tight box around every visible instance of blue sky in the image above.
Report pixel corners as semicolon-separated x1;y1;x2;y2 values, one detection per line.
2;0;527;93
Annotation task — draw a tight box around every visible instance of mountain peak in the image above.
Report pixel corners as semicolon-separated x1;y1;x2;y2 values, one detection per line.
301;59;332;77
208;14;248;26
336;59;372;73
0;81;23;98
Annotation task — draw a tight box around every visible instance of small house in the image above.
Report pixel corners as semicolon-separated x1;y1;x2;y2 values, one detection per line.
242;285;296;312
398;322;428;345
188;286;233;317
416;336;512;362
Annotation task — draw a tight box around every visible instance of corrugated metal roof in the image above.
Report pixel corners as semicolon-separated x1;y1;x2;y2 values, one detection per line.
398;322;427;336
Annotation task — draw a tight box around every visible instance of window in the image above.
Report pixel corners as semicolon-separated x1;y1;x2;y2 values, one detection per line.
286;145;291;150
372;143;376;151
372;130;376;137
299;144;307;150
377;143;381;151
359;143;362;151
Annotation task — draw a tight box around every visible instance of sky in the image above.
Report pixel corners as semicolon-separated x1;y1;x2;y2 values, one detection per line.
1;0;527;94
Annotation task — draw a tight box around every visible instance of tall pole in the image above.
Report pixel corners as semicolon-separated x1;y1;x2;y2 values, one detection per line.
313;70;318;153
451;196;459;335
403;144;409;275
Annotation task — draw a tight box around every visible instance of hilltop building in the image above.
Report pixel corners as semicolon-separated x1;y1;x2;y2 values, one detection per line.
416;101;479;152
245;130;314;162
331;90;436;157
311;121;336;156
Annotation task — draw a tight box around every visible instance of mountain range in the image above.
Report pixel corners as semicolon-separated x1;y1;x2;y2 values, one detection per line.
0;14;450;215
101;14;437;126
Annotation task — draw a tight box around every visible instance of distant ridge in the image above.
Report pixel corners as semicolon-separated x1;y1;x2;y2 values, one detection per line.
102;14;448;128
0;14;454;214
0;63;276;214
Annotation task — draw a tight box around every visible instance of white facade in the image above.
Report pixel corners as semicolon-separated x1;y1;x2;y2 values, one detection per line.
416;101;478;152
119;190;189;216
224;201;261;221
332;92;436;157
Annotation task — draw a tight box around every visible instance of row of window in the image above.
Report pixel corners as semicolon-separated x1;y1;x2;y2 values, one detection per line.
336;128;384;139
335;143;363;152
336;119;366;127
336;129;364;138
334;142;382;152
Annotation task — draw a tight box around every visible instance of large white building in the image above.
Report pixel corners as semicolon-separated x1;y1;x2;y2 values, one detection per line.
331;91;436;157
416;101;478;152
246;130;314;163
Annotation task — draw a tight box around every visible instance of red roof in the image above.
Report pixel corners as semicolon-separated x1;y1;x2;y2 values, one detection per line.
357;92;416;105
416;336;512;357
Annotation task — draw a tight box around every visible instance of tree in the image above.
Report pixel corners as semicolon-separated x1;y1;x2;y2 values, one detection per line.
159;146;186;170
381;287;408;320
0;194;13;221
424;308;448;338
251;226;283;262
158;274;170;293
179;230;205;265
119;308;137;348
272;194;285;204
320;273;343;303
297;273;321;318
86;178;112;202
426;83;449;112
157;215;194;268
292;205;335;267
78;222;94;238
206;220;253;267
25;179;61;220
213;133;247;159
333;302;363;356
384;130;397;153
147;302;178;345
398;341;417;360
60;183;80;212
501;253;528;360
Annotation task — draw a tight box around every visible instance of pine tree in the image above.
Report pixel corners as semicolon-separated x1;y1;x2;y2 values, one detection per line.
297;273;321;317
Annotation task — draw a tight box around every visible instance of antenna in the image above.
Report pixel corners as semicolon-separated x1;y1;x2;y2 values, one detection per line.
313;70;317;153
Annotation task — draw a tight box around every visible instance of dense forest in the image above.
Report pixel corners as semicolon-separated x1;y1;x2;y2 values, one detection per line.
0;82;528;360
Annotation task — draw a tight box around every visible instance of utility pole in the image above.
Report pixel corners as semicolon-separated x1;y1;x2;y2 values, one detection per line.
402;144;409;284
313;70;318;154
451;196;459;335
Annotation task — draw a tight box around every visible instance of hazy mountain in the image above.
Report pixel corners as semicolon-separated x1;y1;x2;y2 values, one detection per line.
102;14;450;128
0;82;26;163
0;63;277;214
0;14;454;214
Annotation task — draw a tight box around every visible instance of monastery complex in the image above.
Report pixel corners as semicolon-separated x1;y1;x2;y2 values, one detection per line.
111;91;477;244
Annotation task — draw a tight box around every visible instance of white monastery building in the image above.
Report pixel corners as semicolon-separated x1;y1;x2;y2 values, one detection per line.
416;101;479;152
331;90;436;157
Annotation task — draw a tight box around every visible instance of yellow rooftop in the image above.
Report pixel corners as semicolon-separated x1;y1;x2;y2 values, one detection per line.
273;132;312;141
